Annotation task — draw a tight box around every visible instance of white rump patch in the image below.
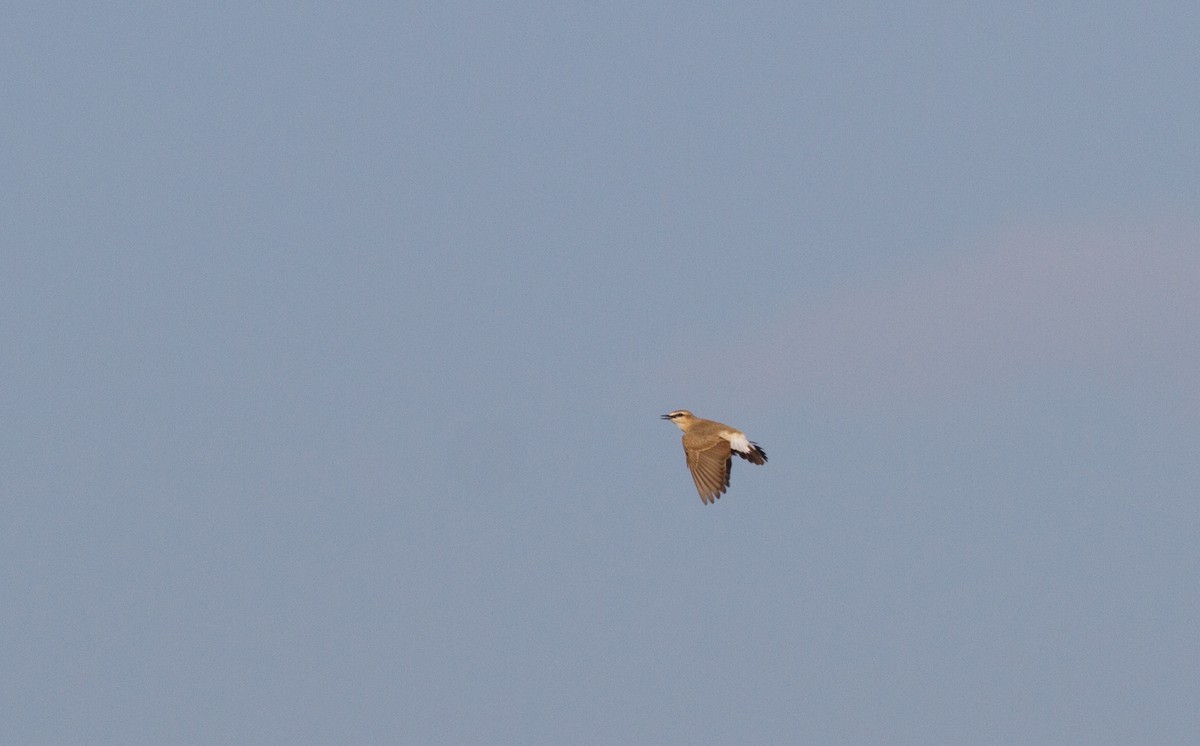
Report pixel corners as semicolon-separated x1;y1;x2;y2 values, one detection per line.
726;432;752;453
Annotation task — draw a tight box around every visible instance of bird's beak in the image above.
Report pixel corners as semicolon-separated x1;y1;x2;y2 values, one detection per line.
660;414;672;420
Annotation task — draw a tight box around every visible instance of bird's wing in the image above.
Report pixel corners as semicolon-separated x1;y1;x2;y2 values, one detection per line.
685;438;732;504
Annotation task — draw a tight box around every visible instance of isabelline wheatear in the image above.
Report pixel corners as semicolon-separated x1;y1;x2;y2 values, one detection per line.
661;410;767;504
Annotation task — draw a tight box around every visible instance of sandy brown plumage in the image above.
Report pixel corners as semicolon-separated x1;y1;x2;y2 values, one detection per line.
662;410;767;504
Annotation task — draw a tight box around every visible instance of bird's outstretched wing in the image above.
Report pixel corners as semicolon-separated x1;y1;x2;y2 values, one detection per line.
685;438;732;504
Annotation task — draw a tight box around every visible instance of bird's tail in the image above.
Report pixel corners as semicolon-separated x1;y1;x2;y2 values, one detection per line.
736;443;767;465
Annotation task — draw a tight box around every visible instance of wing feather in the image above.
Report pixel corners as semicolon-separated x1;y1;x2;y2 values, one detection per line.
685;438;733;504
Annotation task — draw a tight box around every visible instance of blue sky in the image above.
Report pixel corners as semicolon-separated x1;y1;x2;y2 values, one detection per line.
4;3;1198;743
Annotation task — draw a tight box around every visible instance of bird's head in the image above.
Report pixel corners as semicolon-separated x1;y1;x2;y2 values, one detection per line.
661;410;695;431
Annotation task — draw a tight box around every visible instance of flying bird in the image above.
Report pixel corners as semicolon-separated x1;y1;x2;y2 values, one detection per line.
661;410;767;504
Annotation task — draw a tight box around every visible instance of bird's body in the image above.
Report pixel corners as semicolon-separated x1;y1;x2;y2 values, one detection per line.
661;410;767;504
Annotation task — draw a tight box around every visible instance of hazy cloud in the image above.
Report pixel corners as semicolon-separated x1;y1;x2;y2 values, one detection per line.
747;218;1199;411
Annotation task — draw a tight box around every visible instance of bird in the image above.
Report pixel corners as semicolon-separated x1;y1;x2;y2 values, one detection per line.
661;410;767;504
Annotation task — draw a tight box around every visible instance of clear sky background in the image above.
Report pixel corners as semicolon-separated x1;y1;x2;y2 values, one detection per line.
4;3;1198;744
